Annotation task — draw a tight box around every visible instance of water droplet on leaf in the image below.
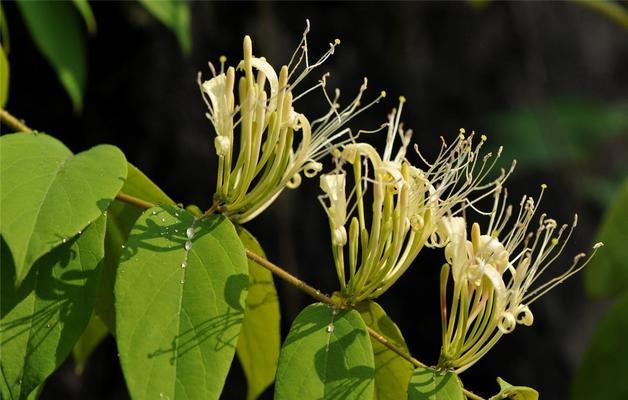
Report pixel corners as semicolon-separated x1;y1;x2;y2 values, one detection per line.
185;241;192;251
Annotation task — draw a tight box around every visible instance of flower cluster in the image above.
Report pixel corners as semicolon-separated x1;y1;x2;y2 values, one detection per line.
319;99;514;303
199;21;384;223
202;25;603;377
437;185;603;372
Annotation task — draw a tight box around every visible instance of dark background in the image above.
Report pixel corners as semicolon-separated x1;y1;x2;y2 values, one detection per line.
3;1;628;399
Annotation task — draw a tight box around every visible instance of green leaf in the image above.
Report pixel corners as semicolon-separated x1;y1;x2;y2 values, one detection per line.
0;3;10;52
585;179;628;298
0;216;107;400
0;133;126;285
489;377;538;400
571;291;628;400
72;0;97;34
274;303;375;400
0;44;8;107
72;313;108;374
115;205;248;400
407;367;464;400
236;227;280;400
94;162;174;332
15;1;87;111
138;0;191;54
356;301;414;400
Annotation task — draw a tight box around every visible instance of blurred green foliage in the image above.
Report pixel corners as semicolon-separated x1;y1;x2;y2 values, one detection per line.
72;0;97;35
16;1;87;111
489;98;628;169
585;180;628;298
4;0;191;111
139;0;191;54
572;292;628;400
571;179;628;399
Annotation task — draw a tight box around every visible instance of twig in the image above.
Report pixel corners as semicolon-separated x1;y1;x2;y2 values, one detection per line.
201;202;220;219
0;108;32;132
114;192;156;210
245;250;337;307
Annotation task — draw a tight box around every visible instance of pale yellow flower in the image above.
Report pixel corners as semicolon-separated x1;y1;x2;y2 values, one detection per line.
200;21;384;223
438;185;603;373
319;101;510;303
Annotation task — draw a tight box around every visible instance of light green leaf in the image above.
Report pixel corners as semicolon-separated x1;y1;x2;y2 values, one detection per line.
0;216;107;400
15;1;87;111
407;366;464;400
0;133;127;285
274;303;375;400
356;301;413;400
72;313;108;374
571;291;628;400
585;179;628;298
0;44;8;107
1;3;10;52
94;162;174;332
236;227;280;400
72;0;97;34
489;377;538;400
138;0;191;54
115;206;248;400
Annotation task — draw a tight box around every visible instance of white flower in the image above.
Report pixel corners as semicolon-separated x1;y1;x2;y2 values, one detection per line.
319;100;510;303
438;184;603;373
320;173;347;246
199;21;385;223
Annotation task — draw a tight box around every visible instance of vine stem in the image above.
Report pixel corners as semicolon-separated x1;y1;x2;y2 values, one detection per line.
1;107;485;400
0;108;32;132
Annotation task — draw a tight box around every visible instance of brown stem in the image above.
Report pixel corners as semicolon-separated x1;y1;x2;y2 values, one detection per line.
245;250;336;307
0;108;32;132
201;202;220;219
115;192;155;210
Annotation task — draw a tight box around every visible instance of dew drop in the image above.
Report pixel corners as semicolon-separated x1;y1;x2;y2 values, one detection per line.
184;241;192;251
77;230;82;234
103;210;108;216
161;217;166;222
174;212;179;217
174;228;179;233
46;323;51;328
121;244;126;249
186;227;195;239
62;237;67;243
152;210;157;215
181;261;187;269
180;279;185;284
326;324;334;333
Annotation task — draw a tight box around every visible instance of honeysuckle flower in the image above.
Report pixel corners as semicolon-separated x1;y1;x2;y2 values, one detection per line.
438;185;603;373
319;100;511;303
199;21;384;223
